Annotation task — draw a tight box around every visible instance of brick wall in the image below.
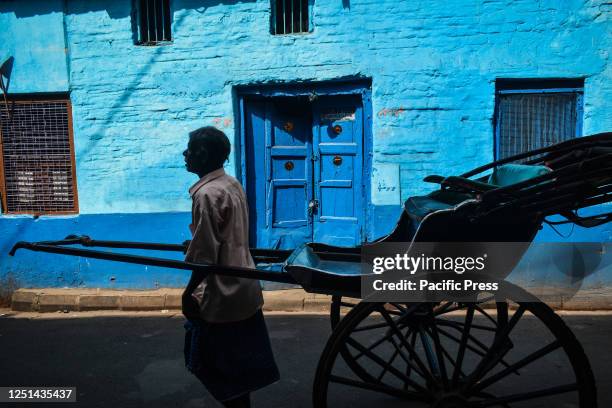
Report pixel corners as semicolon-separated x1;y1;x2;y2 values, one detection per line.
1;0;610;288
58;0;611;214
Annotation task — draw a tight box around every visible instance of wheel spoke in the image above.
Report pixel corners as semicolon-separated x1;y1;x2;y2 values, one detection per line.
434;303;464;316
352;321;393;333
390;302;408;312
472;383;578;407
378;306;439;386
434;301;458;316
426;305;450;389
386;335;428;381
436;327;489;357
474;295;496;306
345;337;431;395
437;324;506;362
352;306;428;382
419;324;440;379
385;309;404;316
376;329;409;382
435;318;497;333
404;330;418;390
463;305;525;390
436;325;515;372
474;304;499;327
472;340;562;393
353;332;394;360
423;326;467;380
474;392;512;408
328;374;429;401
452;305;474;386
353;304;419;355
354;328;421;377
353;322;412;359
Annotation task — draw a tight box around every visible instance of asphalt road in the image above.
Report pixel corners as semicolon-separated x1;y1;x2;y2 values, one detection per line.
0;310;610;408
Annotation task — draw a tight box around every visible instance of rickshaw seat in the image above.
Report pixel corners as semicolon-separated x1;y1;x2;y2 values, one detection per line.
405;195;454;220
285;243;321;269
284;244;364;276
282;244;364;296
487;164;551;186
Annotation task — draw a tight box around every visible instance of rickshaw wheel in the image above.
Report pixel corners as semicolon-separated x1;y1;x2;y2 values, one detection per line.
330;295;508;386
314;282;596;408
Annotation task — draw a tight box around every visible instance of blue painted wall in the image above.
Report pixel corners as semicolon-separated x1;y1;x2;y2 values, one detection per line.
0;0;69;93
2;213;191;288
1;0;611;290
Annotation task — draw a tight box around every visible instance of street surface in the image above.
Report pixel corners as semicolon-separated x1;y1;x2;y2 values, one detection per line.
0;310;610;407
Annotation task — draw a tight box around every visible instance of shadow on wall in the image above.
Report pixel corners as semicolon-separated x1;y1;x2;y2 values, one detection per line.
3;0;257;18
3;0;251;162
0;56;14;92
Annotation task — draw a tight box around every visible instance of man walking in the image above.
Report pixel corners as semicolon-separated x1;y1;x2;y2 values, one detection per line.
182;126;279;408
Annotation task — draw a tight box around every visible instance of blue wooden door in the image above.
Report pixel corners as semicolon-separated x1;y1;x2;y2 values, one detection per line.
244;95;363;248
245;97;313;249
313;96;363;246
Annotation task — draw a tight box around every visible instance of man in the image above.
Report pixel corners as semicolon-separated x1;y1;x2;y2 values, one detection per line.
182;126;279;408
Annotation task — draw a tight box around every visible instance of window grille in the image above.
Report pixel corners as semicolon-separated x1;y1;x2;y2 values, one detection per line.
495;81;583;160
272;0;309;35
136;0;172;44
0;99;78;214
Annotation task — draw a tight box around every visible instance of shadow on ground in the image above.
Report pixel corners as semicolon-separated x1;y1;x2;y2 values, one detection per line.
0;313;609;407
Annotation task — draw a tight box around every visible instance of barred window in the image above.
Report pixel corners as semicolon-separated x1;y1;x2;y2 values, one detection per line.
495;79;584;160
136;0;172;45
0;99;78;214
272;0;309;35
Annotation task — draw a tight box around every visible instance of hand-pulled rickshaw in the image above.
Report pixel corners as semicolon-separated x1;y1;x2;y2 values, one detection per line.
11;132;612;407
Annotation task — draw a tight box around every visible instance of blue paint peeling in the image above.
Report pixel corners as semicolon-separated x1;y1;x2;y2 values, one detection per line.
1;0;610;289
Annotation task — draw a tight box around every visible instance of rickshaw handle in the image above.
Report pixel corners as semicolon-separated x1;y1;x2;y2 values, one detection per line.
9;241;298;285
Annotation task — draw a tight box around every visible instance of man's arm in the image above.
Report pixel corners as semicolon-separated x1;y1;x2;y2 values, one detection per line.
182;192;222;319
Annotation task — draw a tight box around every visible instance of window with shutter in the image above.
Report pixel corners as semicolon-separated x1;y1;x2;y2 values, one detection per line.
0;98;78;214
495;79;584;160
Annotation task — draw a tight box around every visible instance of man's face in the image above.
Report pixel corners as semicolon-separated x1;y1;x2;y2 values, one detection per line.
183;139;207;175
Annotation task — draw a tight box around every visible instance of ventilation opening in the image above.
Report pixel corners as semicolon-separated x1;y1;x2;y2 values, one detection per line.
0;98;78;214
272;0;309;35
136;0;172;45
494;79;584;160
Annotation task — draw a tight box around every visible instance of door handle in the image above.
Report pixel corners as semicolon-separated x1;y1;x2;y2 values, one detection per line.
308;199;319;216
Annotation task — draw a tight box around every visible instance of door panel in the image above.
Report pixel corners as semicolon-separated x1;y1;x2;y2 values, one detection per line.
244;99;267;248
245;97;313;249
313;96;363;246
267;100;312;236
245;94;364;249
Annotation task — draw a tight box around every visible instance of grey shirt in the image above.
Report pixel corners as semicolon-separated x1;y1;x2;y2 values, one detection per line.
185;168;264;323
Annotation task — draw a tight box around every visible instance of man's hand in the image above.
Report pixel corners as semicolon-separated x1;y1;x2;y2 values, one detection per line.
181;270;207;320
181;290;200;320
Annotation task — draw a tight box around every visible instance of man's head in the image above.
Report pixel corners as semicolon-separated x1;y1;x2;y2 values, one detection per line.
183;126;231;177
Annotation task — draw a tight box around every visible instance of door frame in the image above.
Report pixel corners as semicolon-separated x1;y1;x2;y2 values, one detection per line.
235;79;374;243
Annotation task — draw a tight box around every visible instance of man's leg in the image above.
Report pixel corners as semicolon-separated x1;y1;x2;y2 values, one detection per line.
222;393;250;408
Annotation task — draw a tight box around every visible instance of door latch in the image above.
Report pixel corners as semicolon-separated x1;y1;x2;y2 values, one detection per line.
308;199;319;216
